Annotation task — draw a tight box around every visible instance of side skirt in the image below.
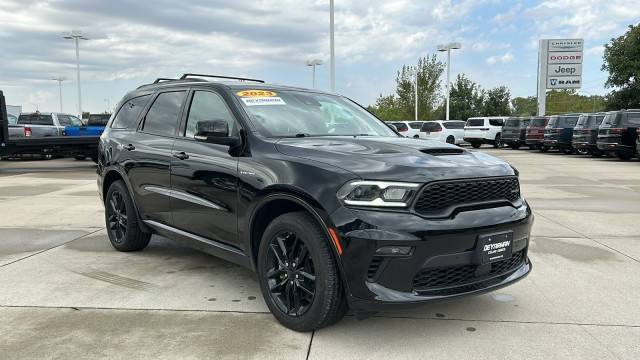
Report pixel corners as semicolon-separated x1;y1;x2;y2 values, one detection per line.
143;220;253;270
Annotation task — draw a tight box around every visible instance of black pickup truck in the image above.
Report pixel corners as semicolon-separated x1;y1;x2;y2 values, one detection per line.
1;90;100;159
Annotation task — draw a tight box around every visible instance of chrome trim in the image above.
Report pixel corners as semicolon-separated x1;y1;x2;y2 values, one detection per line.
143;220;243;255
143;185;226;211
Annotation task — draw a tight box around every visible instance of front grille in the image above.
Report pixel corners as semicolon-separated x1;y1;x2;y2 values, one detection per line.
413;177;520;216
413;250;525;292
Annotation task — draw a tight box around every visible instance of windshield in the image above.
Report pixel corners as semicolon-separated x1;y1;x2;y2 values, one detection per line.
601;113;621;127
235;90;396;137
530;117;546;127
504;119;520;127
88;114;111;126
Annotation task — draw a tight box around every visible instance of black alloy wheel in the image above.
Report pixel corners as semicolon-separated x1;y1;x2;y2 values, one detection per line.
493;134;502;148
257;211;347;331
446;135;455;144
104;180;151;252
265;231;316;317
107;190;128;244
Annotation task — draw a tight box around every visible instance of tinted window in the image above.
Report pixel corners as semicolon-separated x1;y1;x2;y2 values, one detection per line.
442;121;464;129
504;119;520;128
522;119;531;127
559;116;578;127
626;113;640;126
112;95;151;129
18;114;53;125
466;118;484;127
547;117;558;127
391;122;408;131
421;122;441;131
409;122;423;129
57;115;83;126
576;115;588;126
489;119;504;126
595;116;605;125
142;91;186;136
88;114;111;126
530;118;547;127
185;91;236;138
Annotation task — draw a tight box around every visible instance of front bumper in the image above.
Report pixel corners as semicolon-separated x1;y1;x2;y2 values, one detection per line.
330;202;533;311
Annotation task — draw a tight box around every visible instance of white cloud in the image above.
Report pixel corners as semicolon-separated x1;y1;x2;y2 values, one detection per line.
486;52;514;65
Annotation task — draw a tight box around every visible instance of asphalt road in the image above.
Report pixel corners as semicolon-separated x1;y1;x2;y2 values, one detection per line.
1;149;639;359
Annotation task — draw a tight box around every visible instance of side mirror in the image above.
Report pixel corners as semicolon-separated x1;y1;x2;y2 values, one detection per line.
194;120;240;147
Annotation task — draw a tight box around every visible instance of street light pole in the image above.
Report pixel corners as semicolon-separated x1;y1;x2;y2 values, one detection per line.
329;0;335;92
63;30;90;118
414;67;418;121
437;42;462;121
306;59;323;88
51;77;66;113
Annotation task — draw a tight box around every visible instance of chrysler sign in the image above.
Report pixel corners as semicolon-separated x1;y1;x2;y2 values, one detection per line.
548;39;584;52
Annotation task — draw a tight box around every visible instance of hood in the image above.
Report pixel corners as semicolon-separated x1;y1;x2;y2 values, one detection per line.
275;136;515;182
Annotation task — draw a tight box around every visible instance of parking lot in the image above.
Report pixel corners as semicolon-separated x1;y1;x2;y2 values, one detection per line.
1;148;639;359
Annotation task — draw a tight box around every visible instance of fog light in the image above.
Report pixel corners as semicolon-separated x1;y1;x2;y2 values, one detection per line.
376;246;413;256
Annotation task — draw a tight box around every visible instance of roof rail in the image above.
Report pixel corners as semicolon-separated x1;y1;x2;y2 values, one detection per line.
180;73;265;83
153;78;177;84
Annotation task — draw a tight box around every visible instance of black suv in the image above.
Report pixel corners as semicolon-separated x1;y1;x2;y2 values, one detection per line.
501;117;531;149
97;74;533;331
572;113;606;156
597;109;640;160
543;114;580;154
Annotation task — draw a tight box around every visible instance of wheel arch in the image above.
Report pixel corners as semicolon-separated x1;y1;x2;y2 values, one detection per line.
101;166;150;232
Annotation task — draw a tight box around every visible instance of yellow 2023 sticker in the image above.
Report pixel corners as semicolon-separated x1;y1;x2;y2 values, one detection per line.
236;90;277;98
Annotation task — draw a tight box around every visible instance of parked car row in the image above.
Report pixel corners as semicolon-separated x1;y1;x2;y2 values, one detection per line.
489;110;640;161
390;120;467;144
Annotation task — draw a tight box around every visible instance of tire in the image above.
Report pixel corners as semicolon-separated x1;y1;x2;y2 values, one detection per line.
562;147;575;155
528;144;538;150
257;211;347;332
413;135;419;139
616;150;633;160
470;142;481;148
105;180;151;252
509;143;521;150
493;134;502;148
576;148;589;155
445;135;455;144
74;154;87;161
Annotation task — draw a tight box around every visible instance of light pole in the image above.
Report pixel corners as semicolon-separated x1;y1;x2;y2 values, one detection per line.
63;30;90;118
437;42;462;120
306;59;324;88
104;98;111;113
414;67;419;121
51;77;67;113
329;0;335;92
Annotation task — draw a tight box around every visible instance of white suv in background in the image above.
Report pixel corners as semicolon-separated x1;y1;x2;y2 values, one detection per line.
418;120;466;144
389;121;423;138
463;116;508;148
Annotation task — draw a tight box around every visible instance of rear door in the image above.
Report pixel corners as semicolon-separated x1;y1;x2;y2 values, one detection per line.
464;118;485;139
170;89;240;246
126;90;188;225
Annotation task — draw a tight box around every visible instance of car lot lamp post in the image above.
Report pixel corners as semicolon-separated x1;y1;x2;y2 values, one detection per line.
63;30;90;118
306;59;324;88
51;77;67;113
437;42;462;121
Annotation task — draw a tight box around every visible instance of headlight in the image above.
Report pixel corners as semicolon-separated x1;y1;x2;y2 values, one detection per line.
337;180;421;207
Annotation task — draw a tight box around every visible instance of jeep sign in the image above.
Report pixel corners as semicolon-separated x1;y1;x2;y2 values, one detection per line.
547;64;582;76
537;38;584;115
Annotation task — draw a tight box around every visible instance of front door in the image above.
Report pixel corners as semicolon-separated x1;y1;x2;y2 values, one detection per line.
170;90;240;247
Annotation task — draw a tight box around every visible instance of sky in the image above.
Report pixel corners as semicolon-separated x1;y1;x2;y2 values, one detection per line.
1;0;639;114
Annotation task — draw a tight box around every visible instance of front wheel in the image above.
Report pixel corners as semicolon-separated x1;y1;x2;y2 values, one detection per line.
493;134;502;148
562;147;575;155
470;142;482;148
257;212;347;332
105;180;151;251
509;143;521;150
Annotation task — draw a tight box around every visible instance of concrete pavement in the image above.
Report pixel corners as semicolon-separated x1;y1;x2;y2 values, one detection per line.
0;151;639;359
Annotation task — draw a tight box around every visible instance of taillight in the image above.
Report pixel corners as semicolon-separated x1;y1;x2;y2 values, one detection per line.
399;129;407;132
24;126;32;137
433;128;442;132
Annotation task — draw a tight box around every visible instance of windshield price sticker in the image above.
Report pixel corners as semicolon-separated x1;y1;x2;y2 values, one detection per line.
236;90;278;98
241;97;287;106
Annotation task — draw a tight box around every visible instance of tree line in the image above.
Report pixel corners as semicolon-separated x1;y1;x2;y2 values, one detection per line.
368;23;639;121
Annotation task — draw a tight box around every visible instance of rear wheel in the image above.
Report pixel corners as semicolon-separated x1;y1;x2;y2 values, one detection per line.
74;154;86;161
257;211;347;332
470;142;481;148
105;180;151;252
509;143;521;150
446;135;455;144
493;134;502;148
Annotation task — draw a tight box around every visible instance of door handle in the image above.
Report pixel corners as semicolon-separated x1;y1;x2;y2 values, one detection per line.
123;144;135;151
173;151;189;160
